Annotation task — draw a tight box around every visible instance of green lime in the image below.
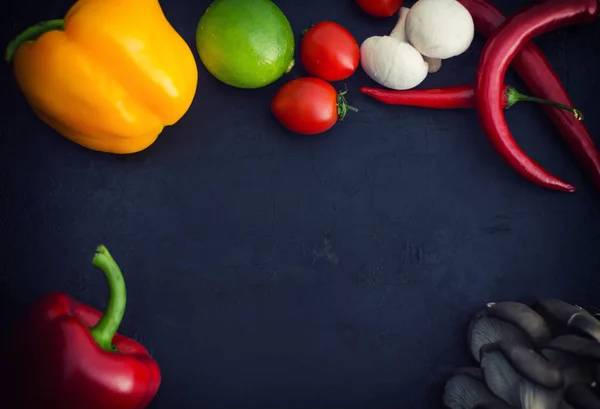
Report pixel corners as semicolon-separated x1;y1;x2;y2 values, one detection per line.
196;0;296;89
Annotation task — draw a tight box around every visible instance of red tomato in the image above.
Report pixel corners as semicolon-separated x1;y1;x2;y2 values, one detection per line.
355;0;403;17
300;21;360;82
271;78;343;135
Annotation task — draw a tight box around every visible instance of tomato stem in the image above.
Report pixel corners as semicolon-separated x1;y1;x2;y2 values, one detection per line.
337;85;358;120
301;24;315;35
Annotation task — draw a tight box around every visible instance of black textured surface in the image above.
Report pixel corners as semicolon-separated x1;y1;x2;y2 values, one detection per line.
1;0;600;408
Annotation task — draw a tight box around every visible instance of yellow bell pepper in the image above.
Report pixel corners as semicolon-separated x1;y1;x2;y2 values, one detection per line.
5;0;198;154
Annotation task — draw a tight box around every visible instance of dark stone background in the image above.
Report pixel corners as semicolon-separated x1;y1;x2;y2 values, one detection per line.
1;0;599;408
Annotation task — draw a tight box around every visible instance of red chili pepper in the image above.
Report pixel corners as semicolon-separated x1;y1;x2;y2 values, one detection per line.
458;0;600;192
362;85;477;109
0;245;161;409
472;0;599;192
360;85;585;118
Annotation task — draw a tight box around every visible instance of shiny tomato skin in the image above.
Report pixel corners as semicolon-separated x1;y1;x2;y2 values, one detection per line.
271;77;339;135
300;21;360;82
355;0;403;17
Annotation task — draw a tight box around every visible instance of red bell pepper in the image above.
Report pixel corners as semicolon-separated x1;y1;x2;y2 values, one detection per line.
473;0;599;192
0;245;161;409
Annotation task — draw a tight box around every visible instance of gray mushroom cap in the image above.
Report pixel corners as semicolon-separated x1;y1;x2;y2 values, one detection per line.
564;383;600;409
480;341;563;409
468;301;551;363
541;347;595;389
468;310;533;363
453;367;485;380
443;367;505;409
481;341;562;388
561;401;577;409
546;335;600;360
541;348;580;369
534;299;600;342
487;302;552;346
473;402;514;409
581;305;600;319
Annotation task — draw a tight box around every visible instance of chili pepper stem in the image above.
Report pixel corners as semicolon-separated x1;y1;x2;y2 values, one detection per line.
89;245;127;353
505;86;584;121
5;19;64;63
337;86;358;120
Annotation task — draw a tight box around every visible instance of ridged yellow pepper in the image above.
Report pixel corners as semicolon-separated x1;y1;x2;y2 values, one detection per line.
6;0;198;154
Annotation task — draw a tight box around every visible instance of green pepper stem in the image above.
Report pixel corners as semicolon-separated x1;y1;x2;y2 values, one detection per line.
89;245;127;352
505;86;584;121
337;86;358;120
5;19;64;63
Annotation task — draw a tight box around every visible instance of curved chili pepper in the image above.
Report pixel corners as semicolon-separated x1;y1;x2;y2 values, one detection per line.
459;0;600;193
473;0;599;192
360;85;585;117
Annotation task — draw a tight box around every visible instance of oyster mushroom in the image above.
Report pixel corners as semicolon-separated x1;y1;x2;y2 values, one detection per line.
543;334;600;391
581;305;600;319
469;309;533;363
534;299;600;342
541;347;595;390
443;367;505;409
561;402;577;409
486;302;552;346
545;335;600;360
473;402;514;409
564;383;600;409
468;301;552;362
454;367;485;380
480;340;563;409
